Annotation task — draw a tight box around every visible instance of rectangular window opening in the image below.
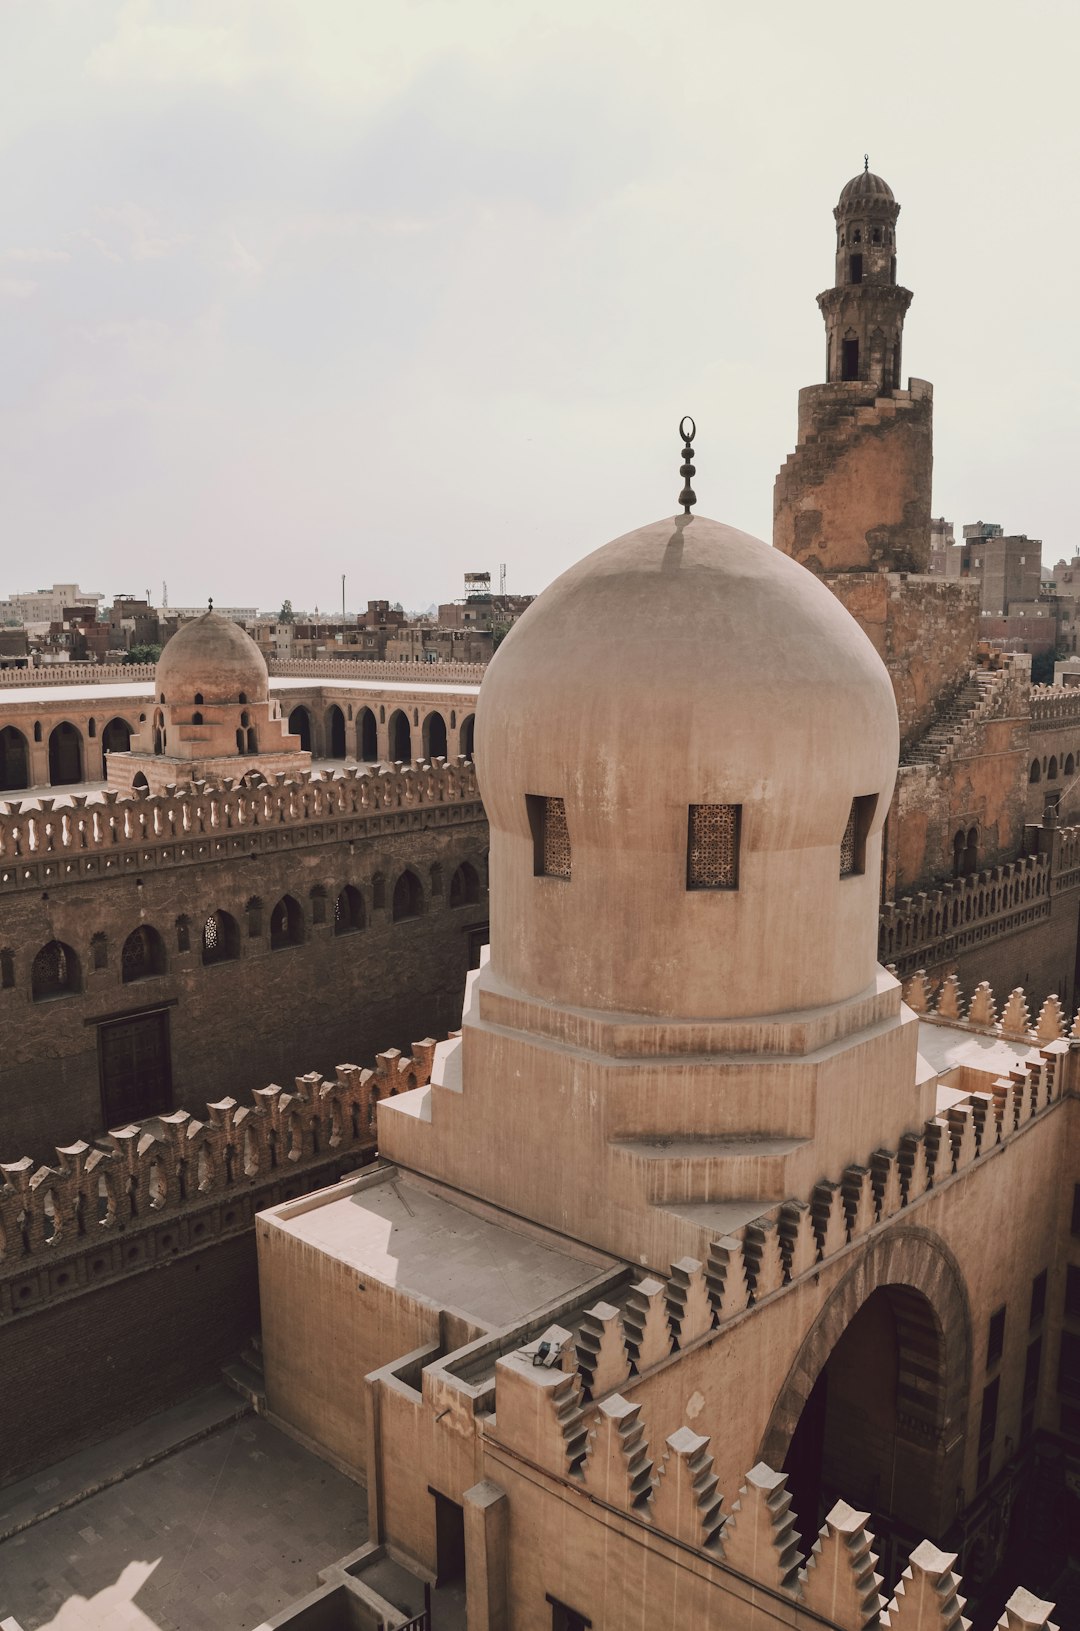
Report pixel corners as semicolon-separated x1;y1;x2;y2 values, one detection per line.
547;1596;591;1631
987;1305;1006;1369
527;794;571;880
687;803;740;891
1030;1268;1048;1328
840;793;878;878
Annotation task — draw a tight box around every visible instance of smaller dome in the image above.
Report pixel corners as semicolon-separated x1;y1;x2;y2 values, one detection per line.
839;169;894;204
156;609;268;705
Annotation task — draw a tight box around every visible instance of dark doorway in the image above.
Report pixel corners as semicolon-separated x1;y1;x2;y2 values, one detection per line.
98;1009;173;1128
849;252;863;283
288;706;312;751
423;711;448;760
48;722;82;785
782;1285;950;1591
841;338;860;381
358;707;378;761
0;725;29;790
388;710;411;762
327;705;346;757
431;1490;466;1586
102;717;133;760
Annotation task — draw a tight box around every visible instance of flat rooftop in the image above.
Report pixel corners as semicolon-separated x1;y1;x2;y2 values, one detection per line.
917;1017;1039;1079
266;1170;609;1331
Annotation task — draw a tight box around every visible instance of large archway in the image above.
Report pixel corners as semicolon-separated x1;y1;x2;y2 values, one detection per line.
288;706;312;752
423;711;447;760
357;707;378;761
388;709;411;762
0;725;29;791
48;722;83;785
761;1229;971;1582
326;704;346;757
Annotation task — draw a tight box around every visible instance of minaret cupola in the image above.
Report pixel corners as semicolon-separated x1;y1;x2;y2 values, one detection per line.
819;161;912;390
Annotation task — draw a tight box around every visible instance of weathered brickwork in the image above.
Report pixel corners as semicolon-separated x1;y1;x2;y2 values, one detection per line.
0;765;487;1157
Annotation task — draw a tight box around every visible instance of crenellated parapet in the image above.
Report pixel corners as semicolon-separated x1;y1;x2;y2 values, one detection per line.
493;1349;1058;1628
901;965;1080;1047
0;1038;438;1316
0;759;481;894
879;849;1057;976
0;663;156;688
268;658;486;685
1029;684;1080;729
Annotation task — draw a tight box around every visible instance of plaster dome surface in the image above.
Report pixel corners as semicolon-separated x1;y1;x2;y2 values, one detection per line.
839;169;895;204
156;609;269;706
475;514;900;1021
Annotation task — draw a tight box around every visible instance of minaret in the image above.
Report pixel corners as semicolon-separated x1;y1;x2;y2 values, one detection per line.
818;160;912;392
773;163;933;582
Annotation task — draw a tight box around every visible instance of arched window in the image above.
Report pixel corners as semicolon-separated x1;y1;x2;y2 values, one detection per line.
102;717;133;758
1049;757;1059;780
288;706;312;752
1030;759;1041;784
236;727;245;752
31;940;80;1001
121;925;166;982
237;692;246;705
133;771;149;792
449;861;480;907
0;725;30;792
423;711;448;760
48;722;82;786
326;705;346;757
334;886;365;934
247;727;257;752
270;895;303;949
388;710;411;762
1068;754;1076;777
459;714;476;760
841;336;860;381
192;711;203;725
392;869;423;921
849;252;863;284
33;720;42;743
952;829;965;879
202;910;240;965
357;708;378;761
88;717;97;738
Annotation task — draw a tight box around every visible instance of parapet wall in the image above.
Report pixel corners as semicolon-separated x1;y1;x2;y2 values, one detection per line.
268;657;486;684
0;759;481;896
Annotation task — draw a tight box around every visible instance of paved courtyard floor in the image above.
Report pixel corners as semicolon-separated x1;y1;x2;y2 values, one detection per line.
0;1414;367;1631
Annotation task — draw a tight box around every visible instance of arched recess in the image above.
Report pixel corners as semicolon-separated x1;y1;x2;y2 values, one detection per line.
423;711;447;760
449;861;480;907
459;713;475;760
326;704;346;757
102;717;133;760
0;725;29;791
357;707;378;762
288;706;312;752
760;1227;971;1557
388;710;411;762
48;721;83;785
392;868;423;921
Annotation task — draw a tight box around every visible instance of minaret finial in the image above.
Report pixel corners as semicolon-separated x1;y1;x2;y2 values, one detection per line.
864;152;869;172
678;416;697;515
208;596;213;612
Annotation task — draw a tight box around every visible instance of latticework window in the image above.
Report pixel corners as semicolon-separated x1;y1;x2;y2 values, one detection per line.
687;804;740;890
122;926;163;983
31;940;77;1001
527;795;571;879
840;804;858;877
839;794;877;879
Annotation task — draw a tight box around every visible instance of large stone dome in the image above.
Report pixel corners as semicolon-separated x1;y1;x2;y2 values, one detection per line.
156;609;269;706
475;514;899;1020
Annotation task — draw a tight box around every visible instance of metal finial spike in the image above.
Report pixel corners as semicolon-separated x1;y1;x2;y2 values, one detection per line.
864;152;869;172
208;596;213;612
678;416;697;515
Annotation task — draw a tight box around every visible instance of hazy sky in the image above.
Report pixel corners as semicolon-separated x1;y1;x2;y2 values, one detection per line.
2;1;1077;613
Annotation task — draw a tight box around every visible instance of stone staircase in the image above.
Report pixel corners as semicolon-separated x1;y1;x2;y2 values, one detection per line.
900;664;1008;768
775;389;918;497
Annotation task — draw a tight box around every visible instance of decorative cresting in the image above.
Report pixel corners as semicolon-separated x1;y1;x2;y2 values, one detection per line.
901;967;1080;1045
0;663;157;688
0;1038;438;1316
267;658;487;683
0;760;479;894
678;416;697;514
494;1342;1059;1629
880;847;1057;975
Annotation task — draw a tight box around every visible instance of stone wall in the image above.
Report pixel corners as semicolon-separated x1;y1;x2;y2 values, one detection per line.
774;381;934;577
0;766;488;1157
